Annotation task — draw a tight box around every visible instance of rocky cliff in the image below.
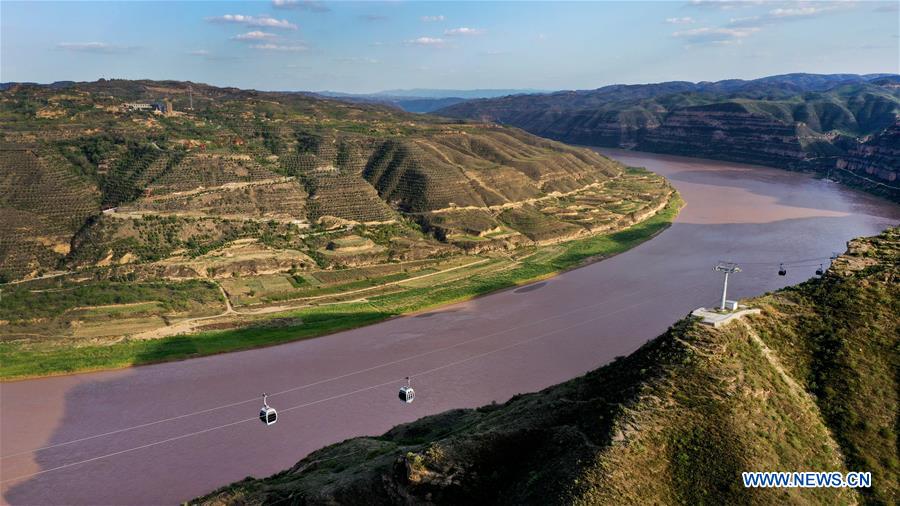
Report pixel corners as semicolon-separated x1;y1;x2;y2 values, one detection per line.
835;120;900;194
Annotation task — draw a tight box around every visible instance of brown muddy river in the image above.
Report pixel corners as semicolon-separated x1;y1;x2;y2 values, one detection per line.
2;150;898;505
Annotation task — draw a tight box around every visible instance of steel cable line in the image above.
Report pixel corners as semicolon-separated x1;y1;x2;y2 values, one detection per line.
0;279;710;484
2;255;831;460
2;277;678;460
721;256;835;266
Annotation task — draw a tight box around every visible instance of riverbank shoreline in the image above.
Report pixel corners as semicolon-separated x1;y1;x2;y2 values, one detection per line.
0;192;683;381
592;145;900;204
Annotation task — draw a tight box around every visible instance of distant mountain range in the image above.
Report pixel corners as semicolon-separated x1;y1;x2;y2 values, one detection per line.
314;89;548;114
319;88;548;100
0;83;546;114
435;73;900;200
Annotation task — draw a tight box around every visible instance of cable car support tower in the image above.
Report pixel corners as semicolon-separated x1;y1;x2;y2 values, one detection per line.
714;262;741;311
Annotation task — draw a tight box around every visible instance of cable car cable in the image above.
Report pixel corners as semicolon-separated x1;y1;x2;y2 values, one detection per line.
24;271;878;486
3;258;846;480
1;280;673;460
0;279;712;484
3;252;834;461
723;256;833;266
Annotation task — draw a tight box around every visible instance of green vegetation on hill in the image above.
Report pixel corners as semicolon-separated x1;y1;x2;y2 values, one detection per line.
1;80;677;370
0;279;220;322
195;227;898;506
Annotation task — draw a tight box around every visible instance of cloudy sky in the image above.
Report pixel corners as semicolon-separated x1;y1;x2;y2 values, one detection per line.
1;1;897;93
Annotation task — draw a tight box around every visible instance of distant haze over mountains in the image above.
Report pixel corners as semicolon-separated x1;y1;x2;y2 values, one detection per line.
312;74;899;114
314;89;549;114
321;89;548;99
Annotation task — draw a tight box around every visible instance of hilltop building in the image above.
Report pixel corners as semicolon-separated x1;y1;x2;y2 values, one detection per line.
122;99;174;115
123;102;152;112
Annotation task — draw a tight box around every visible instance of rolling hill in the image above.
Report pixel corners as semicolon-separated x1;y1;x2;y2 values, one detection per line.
0;79;657;282
436;73;900;201
195;226;899;506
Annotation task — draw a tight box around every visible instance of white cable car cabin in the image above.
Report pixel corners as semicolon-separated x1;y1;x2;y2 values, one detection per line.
399;377;415;404
259;393;277;426
778;263;787;276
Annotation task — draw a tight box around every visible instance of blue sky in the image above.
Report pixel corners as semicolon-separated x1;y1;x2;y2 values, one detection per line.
1;1;897;93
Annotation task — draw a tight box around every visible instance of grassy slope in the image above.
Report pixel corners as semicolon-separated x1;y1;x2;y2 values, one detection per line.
0;194;681;379
195;227;898;506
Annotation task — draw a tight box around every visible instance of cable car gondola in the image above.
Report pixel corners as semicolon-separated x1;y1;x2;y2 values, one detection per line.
815;264;824;276
778;263;786;276
259;393;277;426
399;377;415;404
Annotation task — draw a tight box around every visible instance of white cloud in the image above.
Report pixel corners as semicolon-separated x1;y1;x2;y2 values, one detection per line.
334;57;380;64
444;27;485;36
188;49;210;56
56;42;136;53
729;4;846;28
271;0;330;12
251;43;308;51
672;26;760;44
688;0;767;10
665;17;695;24
674;2;849;47
207;14;297;30
57;42;110;51
769;6;828;18
421;15;445;22
232;31;277;41
407;37;446;47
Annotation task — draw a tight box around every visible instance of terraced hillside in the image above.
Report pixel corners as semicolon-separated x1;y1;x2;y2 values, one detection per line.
436;73;900;201
0;146;100;281
0;80;641;279
196;227;899;506
0;80;676;376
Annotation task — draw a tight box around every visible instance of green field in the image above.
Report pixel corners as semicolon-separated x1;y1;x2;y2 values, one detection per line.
0;194;681;380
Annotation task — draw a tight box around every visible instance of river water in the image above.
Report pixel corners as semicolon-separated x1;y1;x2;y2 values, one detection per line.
2;150;898;505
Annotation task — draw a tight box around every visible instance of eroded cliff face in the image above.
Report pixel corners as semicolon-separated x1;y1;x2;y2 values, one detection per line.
437;76;900;202
638;105;812;169
835;120;900;191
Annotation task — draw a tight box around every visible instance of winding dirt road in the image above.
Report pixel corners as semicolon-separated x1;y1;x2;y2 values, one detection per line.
2;150;898;505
